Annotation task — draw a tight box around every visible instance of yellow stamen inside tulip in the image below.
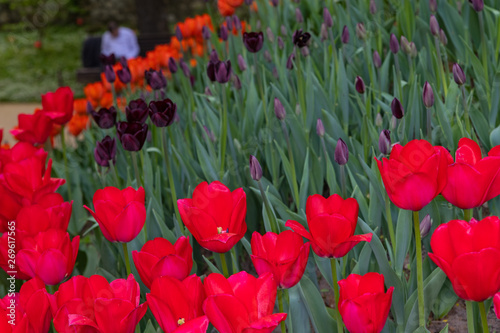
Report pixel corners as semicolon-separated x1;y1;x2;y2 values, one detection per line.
178;318;185;326
217;227;228;234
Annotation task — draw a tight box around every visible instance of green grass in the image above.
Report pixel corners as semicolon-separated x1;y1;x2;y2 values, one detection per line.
0;26;86;102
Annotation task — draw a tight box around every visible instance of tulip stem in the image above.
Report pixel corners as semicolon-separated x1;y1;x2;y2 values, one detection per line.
426;107;432;142
330;258;344;333
464;208;472;222
281;120;300;210
385;191;396;255
257;180;278;233
109;159;120;188
478;302;490;333
394;56;403;102
122;243;131;276
162;128;184;235
219;252;229;278
460;86;472;138
478;12;489;89
131;152;141;188
219;85;229;178
277;289;287;333
412;210;426;328
340;165;346;199
434;36;448;97
466;301;475;333
60;127;72;199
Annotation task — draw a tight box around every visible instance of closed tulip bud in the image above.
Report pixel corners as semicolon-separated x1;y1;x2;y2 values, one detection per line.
430;15;440;36
316;119;325;137
243;32;264;53
205;86;212;96
104;65;115;83
233;15;242;30
175;25;183;41
215;60;232;83
245;0;253;5
220;25;229;41
274;97;286;120
390;33;399;54
409;42;418;57
429;0;437;12
391;97;404;119
355;76;365;94
225;16;233;30
249;155;263;181
210;49;219;62
356;22;367;40
401;36;411;54
286;53;295;70
373;50;382;68
375;112;383;127
295;8;304;23
439;29;448;45
379;129;391;155
391;115;397;129
300;46;309;57
266;27;274;44
272;67;279;80
281;25;287;36
370;0;377;14
237;54;247;71
271;0;278;6
471;0;484;12
420;214;432;238
202;25;211;40
335;138;349;165
91;106;117;129
206;60;217;82
320;23;328;42
94;135;117;167
264;50;272;62
295;103;301;115
453;63;466;85
278;36;284;49
341;25;350;44
203;125;216;142
145;69;167;90
180;59;191;77
323;8;333;28
117;66;131;84
168;57;178;73
232;74;242;90
119;56;127;67
422;81;434;108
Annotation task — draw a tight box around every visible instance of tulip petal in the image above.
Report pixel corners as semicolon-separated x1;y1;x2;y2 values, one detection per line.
151;255;190;282
494;293;500;319
203;294;250;333
173;316;209;333
113;201;146;242
285;220;312;241
94;298;136;333
193;181;233;229
331;233;373;258
243;313;288;333
146;294;179;333
280;242;310;288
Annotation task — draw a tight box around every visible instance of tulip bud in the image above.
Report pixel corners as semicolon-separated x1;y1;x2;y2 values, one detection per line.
245;0;253;5
341;25;350;44
271;0;278;6
266;27;274;44
429;0;437;12
391;97;404;119
117;66;131;84
335;138;349;165
320;23;329;42
94;135;116;167
175;25;183;41
225;16;233;30
295;103;301;115
355;76;365;94
145;69;167;90
471;0;483;12
119;56;127;68
168;57;178;73
232;74;242;90
215;60;232;84
249;155;263;181
430;15;440;36
323;8;333;28
203;125;216;142
180;59;191;78
220;25;229;41
104;65;116;83
281;25;287;36
264;50;272;62
237;54;247;71
370;0;377;14
207;60;218;82
243;32;264;53
210;49;219;62
422;82;435;108
316;119;325;137
233;15;242;31
373;50;382;68
272;67;279;80
356;23;367;40
375;112;383;127
390;34;399;54
400;36;411;54
409;42;418;58
379;130;391;155
439;29;448;45
420;214;432;238
286;53;295;70
300;46;309;57
278;36;284;50
295;8;304;23
274;98;286;120
205;86;212;96
452;63;466;86
202;25;211;40
91;106;117;129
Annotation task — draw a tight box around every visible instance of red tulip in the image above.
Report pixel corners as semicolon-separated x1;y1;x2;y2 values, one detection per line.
375;139;449;211
441;138;500;209
203;272;287;333
429;217;500;301
0;278;54;333
177;181;247;253
10;111;53;145
494;293;500;319
41;86;74;125
132;236;193;289
54;274;148;333
0;233;31;280
286;194;372;258
84;186;146;243
146;275;208;333
250;230;310;288
338;272;394;333
16;229;79;285
0;142;47;174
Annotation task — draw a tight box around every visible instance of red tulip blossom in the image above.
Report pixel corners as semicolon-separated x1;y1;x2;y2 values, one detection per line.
53;274;148;333
441;138;500;209
177;181;247;253
429;217;500;301
0;278;54;333
250;230;310;288
41;86;74;125
0;233;31;280
286;194;372;258
84;186;146;243
203;272;287;333
132;236;193;289
10;111;53;146
338;272;394;333
494;293;500;319
146;275;208;333
16;229;79;285
375;139;448;211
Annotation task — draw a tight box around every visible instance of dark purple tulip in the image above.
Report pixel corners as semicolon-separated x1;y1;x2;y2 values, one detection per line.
439;29;448;45
126;99;149;124
323;8;333;28
233;15;242;31
295;8;304;23
334;138;349;165
117;66;131;84
168;57;178;73
215;60;232;84
271;0;278;6
355;76;365;94
422;81;435;108
391;98;404;119
119;56;127;68
86;100;93;114
316;119;325;137
210;49;219;62
175;25;183;41
90;106;117;129
341;25;350;44
225;16;233;30
390;34;399;54
220;25;229;41
243;32;264;53
370;0;377;14
470;0;484;12
207;60;218;82
237;54;247;71
373;50;382;68
453;63;466;86
292;29;311;48
420;214;432;238
430;15;440;36
245;0;253;4
286;53;295;70
429;0;437;12
249;155;263;181
356;23;366;40
116;122;148;151
100;53;115;65
148;99;177;127
104;65;116;83
202;25;211;40
278;37;284;50
144;69;167;90
378;130;391;155
232;74;242;90
179;58;191;78
274;98;286;120
94;135;117;167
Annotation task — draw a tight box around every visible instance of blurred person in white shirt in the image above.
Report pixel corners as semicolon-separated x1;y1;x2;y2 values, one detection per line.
101;22;140;60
